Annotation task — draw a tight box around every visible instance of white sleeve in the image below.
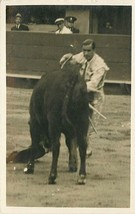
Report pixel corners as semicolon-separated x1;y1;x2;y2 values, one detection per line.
72;52;85;64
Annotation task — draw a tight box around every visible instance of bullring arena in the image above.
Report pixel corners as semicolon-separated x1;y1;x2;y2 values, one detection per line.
6;85;131;207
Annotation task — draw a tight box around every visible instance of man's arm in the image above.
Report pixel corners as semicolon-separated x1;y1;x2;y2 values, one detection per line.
60;52;84;67
59;53;73;66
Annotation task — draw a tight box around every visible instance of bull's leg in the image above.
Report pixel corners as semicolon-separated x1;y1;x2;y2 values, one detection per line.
65;137;78;172
48;120;61;184
48;136;60;184
24;148;35;174
24;119;41;174
77;134;87;185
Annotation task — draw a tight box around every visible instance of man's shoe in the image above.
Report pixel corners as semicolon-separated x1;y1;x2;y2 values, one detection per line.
86;149;92;158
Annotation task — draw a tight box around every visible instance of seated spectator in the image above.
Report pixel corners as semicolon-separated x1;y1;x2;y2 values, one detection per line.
65;16;79;33
11;13;29;31
29;15;37;24
55;18;72;34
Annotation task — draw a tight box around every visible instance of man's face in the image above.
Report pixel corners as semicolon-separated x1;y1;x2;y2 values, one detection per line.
57;22;64;30
67;22;74;28
15;17;21;25
82;44;95;61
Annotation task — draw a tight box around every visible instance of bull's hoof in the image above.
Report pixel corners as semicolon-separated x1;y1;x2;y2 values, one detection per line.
48;179;56;185
48;174;56;184
69;166;77;172
77;175;86;185
24;164;34;174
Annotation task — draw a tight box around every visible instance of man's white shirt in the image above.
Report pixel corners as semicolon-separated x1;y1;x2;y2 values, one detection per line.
55;26;72;34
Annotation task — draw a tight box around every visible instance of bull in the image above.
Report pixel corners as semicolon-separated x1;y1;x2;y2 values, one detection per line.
23;60;93;184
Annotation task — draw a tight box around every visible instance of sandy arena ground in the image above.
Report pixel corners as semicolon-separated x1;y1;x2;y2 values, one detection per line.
6;86;131;208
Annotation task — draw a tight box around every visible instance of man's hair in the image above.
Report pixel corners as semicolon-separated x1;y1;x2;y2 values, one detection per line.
82;39;96;50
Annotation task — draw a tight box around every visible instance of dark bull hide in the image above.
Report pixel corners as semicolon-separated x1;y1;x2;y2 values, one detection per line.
7;60;94;184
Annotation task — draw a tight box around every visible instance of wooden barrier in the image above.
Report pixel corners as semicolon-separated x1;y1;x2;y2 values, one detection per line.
6;32;131;83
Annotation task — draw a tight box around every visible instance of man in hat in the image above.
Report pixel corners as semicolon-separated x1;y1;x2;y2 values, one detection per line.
60;39;109;157
11;13;29;31
55;18;72;34
65;16;79;33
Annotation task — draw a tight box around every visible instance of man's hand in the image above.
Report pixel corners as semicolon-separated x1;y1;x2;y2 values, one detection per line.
86;83;100;93
59;53;73;66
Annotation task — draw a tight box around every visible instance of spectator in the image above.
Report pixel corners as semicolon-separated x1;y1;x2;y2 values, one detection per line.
55;18;72;34
11;13;29;31
29;15;37;24
65;16;79;33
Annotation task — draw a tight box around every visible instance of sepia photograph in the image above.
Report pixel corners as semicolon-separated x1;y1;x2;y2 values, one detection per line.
0;0;135;213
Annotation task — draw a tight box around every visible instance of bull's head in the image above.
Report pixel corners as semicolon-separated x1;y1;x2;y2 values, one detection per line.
61;59;89;111
60;59;89;128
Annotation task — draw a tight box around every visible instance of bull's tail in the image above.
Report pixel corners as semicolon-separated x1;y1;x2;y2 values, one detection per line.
7;149;32;163
6;145;49;163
